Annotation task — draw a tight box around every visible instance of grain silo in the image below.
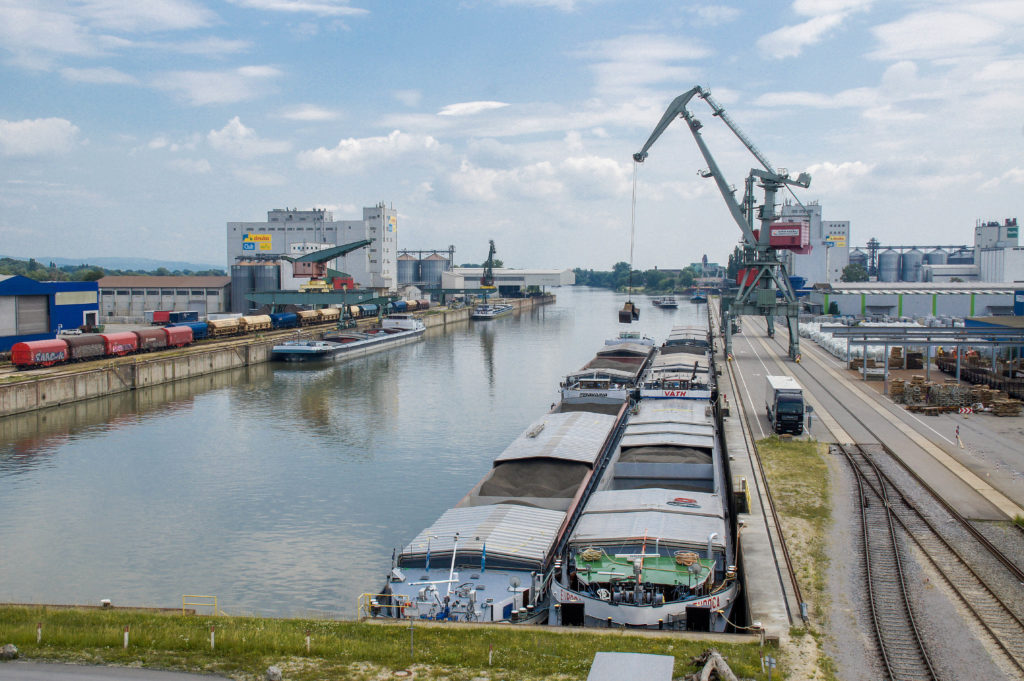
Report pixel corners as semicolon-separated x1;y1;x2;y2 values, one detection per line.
925;249;948;265
398;254;419;285
878;249;900;282
419;253;450;285
900;248;923;282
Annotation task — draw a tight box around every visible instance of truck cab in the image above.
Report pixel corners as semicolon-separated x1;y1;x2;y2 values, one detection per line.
765;375;804;435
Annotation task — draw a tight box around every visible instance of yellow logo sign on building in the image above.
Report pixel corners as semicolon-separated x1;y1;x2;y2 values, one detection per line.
825;234;847;247
242;233;273;251
387;215;397;234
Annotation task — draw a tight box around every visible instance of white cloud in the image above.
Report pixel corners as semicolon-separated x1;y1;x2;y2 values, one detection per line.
980;167;1024;191
78;0;215;31
393;90;422;107
168;37;252;55
804;160;873;191
576;34;709;97
145;134;199;152
444;155;630;203
757;13;845;59
208;117;291;158
438;101;509;116
691;5;741;26
0;118;80;156
60;66;137;84
297;130;441;170
153;66;282;105
869;10;1005;61
225;0;368;16
755;87;877;109
280;105;341;121
0;4;105;67
168;158;212;174
490;0;594;11
232;167;287;186
792;0;871;16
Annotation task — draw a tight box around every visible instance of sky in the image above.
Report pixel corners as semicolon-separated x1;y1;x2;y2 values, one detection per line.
1;0;1022;271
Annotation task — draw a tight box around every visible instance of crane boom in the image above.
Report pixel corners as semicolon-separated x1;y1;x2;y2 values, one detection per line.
631;85;813;361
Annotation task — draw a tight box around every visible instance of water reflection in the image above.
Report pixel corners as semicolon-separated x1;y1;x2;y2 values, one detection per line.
0;288;704;616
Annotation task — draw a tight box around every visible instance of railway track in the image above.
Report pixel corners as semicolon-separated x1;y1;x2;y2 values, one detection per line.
756;320;1024;678
841;442;936;681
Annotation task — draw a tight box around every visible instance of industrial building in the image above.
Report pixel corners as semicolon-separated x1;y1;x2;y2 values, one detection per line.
0;276;100;352
441;268;575;294
779;201;850;285
226;204;398;292
397;248;455;287
807;282;1020;318
846;218;1020;284
97;276;230;319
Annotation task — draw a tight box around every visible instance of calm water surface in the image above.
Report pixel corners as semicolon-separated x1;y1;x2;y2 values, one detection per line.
0;287;706;617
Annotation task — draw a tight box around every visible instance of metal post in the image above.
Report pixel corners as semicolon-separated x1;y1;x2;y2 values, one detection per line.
884;341;889;394
862;340;867;381
956;344;962;383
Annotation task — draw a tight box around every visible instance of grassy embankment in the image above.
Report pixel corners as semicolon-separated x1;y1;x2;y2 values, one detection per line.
0;605;771;680
756;435;836;680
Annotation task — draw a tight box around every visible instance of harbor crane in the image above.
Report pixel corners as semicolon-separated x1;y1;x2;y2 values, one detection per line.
480;240;497;290
633;86;811;360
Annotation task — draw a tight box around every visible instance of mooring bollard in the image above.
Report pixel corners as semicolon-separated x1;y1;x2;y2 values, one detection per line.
488;643;493;666
305;630;310;654
210;625;215;650
123;625;129;649
36;623;41;644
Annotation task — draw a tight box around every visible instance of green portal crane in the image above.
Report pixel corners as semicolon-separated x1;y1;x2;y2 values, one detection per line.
633;86;811;361
480;240;497;290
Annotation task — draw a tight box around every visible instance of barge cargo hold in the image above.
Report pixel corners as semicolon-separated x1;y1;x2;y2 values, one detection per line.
560;342;655;412
363;406;626;624
271;314;425;362
552;325;738;631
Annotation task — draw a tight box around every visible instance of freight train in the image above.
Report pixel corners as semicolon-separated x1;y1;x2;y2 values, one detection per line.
10;300;432;370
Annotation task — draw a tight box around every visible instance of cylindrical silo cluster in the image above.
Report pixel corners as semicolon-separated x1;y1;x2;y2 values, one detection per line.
877;249;900;282
419;253;450;285
900;248;923;282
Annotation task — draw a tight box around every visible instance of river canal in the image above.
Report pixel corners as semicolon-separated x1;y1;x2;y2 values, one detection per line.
0;287;707;618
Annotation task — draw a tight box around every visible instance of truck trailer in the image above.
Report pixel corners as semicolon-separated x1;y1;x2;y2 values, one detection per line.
765;375;805;435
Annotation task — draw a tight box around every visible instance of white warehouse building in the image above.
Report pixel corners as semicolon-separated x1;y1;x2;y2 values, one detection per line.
808;282;1019;318
226;203;398;292
779;201;850;285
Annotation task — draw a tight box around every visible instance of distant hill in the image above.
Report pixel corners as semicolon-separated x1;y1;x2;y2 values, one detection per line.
1;255;224;273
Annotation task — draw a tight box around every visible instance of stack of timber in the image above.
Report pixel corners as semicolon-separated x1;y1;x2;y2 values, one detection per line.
906;351;924;370
992;399;1023;417
888;347;904;369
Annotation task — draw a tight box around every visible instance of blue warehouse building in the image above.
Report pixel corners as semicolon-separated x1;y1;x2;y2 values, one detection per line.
0;276;100;352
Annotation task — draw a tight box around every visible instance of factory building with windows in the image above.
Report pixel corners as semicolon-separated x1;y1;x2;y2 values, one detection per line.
0;276;100;352
226;204;398;293
779;200;850;285
97;276;230;319
808;282;1020;319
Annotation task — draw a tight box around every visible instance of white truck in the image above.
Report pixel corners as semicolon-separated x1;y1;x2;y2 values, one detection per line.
765;375;805;435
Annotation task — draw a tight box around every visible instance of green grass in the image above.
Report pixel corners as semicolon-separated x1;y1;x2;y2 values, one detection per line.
1014;514;1024;530
757;435;836;681
0;606;771;680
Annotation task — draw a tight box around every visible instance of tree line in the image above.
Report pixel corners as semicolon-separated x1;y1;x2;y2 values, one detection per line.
0;258;226;282
574;262;699;292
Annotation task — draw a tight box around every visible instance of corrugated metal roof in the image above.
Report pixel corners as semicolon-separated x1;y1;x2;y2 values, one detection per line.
402;504;566;568
571;509;726;548
624;422;716;438
582;488;724;517
494;411;617;464
621;432;716;449
595;343;654;357
97;275;230;288
630;400;714;426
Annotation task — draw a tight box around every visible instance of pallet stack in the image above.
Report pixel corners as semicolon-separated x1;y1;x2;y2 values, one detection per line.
928;383;971;407
890;378;905;400
889;347;904;369
906;351;924;370
992;399;1023;417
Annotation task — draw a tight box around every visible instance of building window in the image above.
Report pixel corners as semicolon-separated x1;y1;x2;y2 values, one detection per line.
206;289;220;295
132;289;144;295
116;290;129;295
176;289;188;295
191;290;204;296
102;290;114;296
146;290;159;295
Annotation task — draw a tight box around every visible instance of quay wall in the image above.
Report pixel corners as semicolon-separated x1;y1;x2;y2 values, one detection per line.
0;295;555;418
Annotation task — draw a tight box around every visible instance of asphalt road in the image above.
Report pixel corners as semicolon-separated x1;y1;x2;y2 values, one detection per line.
0;662;224;680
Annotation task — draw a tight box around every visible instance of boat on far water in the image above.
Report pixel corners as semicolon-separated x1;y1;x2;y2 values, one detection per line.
271;314;425;362
651;296;679;308
690;292;708;304
471;302;514;320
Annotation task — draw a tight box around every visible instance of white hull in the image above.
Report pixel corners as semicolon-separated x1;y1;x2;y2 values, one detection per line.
638;388;713;399
552;581;738;631
273;327;424;362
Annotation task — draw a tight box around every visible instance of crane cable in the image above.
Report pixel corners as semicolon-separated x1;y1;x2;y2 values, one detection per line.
628;161;639;297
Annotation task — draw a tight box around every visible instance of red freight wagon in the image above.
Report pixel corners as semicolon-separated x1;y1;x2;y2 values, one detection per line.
134;328;168;351
163;326;193;347
11;339;69;368
64;334;106;361
101;332;138;356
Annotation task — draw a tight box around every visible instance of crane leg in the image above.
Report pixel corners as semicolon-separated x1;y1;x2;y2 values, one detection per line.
787;314;800;361
765;315;775;339
723;310;733;359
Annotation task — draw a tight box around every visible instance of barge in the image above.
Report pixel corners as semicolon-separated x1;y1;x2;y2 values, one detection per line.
271;314;424;362
560;342;655;413
551;324;738;631
363;406;626;623
470;303;515;320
